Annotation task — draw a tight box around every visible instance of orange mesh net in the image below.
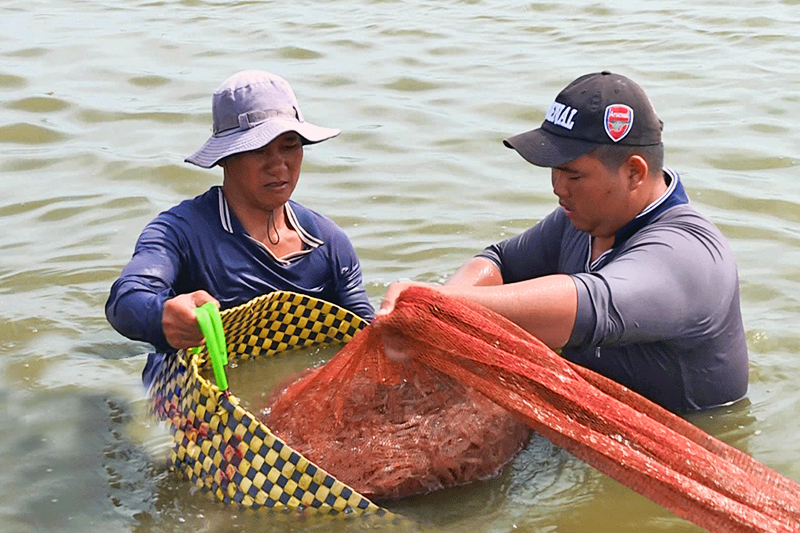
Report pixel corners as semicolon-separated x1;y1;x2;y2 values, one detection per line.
261;324;530;500
264;286;800;532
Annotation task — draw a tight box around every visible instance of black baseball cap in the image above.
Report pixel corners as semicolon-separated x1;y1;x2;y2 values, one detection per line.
503;71;663;167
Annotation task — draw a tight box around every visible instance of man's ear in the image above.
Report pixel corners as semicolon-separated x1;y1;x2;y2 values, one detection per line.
624;154;649;190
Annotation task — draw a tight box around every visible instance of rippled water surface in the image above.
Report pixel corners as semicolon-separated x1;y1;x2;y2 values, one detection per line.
2;0;800;531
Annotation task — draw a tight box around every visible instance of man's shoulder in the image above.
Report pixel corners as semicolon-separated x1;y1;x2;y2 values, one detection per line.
289;200;349;240
166;187;218;215
143;188;219;242
153;187;218;225
650;203;725;237
538;206;585;245
656;201;703;218
630;203;736;266
534;206;577;234
502;206;583;253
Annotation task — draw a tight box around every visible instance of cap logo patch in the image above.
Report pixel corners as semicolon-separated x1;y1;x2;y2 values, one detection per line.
604;104;634;142
545;101;578;130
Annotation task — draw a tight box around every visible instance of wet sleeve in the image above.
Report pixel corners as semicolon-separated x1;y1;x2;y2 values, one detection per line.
105;216;186;351
567;220;736;350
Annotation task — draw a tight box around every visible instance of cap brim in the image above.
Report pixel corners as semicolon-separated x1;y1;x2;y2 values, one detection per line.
503;128;598;168
185;118;340;168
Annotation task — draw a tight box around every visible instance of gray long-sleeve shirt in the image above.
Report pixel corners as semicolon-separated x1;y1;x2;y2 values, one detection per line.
478;169;748;412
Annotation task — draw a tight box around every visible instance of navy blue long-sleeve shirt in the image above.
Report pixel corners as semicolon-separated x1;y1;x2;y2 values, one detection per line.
106;186;374;352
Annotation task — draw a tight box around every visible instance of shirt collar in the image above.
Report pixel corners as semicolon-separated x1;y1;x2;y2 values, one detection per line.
215;187;323;257
614;167;688;247
217;186;235;233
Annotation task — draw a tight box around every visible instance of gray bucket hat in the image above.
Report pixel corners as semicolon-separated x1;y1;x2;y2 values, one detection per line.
186;70;340;168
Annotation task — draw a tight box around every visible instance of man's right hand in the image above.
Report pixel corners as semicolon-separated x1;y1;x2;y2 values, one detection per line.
162;291;219;350
376;281;433;364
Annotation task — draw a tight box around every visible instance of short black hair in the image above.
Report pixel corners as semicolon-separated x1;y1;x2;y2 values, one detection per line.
589;143;664;176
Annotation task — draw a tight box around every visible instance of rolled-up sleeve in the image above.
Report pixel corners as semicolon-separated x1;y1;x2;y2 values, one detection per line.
566;219;736;351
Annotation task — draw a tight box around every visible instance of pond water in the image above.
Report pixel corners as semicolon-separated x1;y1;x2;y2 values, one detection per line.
2;0;799;531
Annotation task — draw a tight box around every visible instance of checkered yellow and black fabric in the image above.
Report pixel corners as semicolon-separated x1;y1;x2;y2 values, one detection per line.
148;291;388;516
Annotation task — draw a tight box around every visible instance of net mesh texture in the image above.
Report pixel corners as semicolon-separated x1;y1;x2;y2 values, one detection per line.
261;327;530;500
263;286;800;533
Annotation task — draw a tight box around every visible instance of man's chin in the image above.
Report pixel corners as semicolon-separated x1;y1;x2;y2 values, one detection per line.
567;218;587;232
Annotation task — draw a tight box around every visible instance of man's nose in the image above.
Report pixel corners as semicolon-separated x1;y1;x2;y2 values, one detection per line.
260;148;285;168
552;173;567;198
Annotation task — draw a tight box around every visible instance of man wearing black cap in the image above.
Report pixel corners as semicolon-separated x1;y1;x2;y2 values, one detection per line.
379;71;749;413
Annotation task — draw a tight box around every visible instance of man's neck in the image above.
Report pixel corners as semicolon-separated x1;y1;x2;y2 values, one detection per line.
646;171;669;207
591;171;668;262
591;235;615;262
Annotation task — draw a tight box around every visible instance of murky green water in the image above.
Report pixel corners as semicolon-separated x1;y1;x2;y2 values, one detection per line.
2;0;799;531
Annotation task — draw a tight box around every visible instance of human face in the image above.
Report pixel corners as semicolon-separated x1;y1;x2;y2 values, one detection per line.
220;131;303;213
550;153;635;239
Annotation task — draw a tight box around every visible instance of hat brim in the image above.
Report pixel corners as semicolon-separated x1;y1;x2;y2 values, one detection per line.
503;128;599;168
185;118;340;168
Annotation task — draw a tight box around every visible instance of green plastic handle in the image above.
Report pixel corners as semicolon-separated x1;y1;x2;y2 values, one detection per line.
194;302;229;392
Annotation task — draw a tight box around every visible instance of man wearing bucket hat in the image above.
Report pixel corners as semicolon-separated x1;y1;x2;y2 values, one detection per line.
380;71;749;413
106;70;373;384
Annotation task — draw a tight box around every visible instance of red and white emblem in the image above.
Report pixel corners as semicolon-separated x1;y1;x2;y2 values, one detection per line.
604;104;634;142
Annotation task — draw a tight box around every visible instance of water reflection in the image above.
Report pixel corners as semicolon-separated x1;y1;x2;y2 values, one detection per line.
2;0;800;531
